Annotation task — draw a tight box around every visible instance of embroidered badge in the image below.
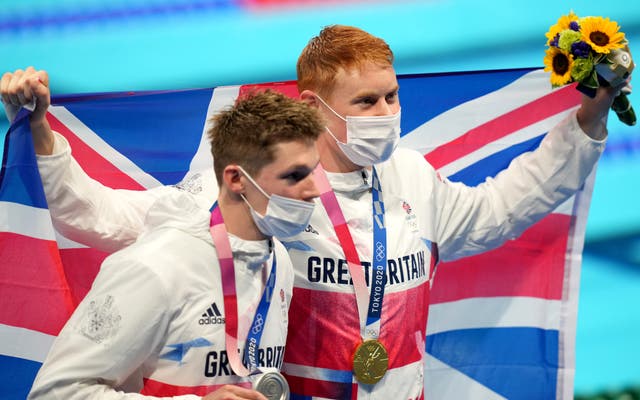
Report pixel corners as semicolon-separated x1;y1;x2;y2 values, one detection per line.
402;201;412;214
174;172;203;194
80;295;122;343
402;200;419;232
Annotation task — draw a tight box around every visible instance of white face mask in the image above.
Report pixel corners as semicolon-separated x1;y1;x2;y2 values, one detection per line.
317;95;401;167
238;166;315;239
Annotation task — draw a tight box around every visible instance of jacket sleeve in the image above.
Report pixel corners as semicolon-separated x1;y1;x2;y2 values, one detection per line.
433;110;605;261
36;132;173;253
26;254;200;400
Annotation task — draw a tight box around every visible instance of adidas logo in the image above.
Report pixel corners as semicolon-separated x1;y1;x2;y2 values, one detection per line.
199;302;225;325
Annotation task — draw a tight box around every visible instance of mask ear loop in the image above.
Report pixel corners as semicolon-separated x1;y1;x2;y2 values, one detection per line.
236;165;271;219
315;95;349;147
314;94;347;122
325;126;346;145
236;165;271;199
239;193;261;218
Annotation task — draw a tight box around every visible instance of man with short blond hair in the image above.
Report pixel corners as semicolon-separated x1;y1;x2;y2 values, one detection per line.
26;90;322;400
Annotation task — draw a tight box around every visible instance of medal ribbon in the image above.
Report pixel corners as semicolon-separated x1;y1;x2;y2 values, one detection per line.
209;203;277;376
368;169;387;336
314;165;388;340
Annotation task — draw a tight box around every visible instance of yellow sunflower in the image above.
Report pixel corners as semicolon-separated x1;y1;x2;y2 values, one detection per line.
556;10;579;29
545;11;579;44
580;16;626;54
544;47;574;87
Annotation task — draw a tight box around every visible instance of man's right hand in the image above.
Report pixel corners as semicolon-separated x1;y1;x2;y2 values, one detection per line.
1;67;54;154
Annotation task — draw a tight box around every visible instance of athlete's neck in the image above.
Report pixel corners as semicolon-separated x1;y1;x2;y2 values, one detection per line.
216;190;267;241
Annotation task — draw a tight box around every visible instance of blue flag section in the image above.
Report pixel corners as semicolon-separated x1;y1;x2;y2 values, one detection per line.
427;327;559;399
0;111;49;209
57;89;214;185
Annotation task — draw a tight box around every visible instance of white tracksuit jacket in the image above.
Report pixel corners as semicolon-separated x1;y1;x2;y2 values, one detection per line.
28;192;293;399
34;111;605;399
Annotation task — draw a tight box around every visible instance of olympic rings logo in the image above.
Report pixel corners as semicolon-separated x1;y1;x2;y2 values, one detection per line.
251;314;264;334
375;241;385;262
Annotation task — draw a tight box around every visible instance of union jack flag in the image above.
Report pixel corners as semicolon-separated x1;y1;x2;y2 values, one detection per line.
0;67;590;399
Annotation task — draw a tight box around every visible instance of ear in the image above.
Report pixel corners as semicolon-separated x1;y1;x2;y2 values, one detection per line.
299;90;320;109
222;165;245;194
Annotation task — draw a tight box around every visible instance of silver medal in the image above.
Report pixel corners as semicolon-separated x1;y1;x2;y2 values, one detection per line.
253;371;290;400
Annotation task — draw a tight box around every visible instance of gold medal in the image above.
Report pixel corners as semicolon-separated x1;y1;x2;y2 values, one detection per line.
352;339;389;385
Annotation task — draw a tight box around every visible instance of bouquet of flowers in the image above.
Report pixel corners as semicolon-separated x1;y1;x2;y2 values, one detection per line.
543;11;635;125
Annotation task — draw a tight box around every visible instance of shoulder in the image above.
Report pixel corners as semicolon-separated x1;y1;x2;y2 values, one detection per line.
384;147;433;170
105;222;214;290
377;147;439;185
143;191;212;242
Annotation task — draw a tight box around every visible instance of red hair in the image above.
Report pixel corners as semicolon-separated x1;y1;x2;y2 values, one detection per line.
297;25;394;97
